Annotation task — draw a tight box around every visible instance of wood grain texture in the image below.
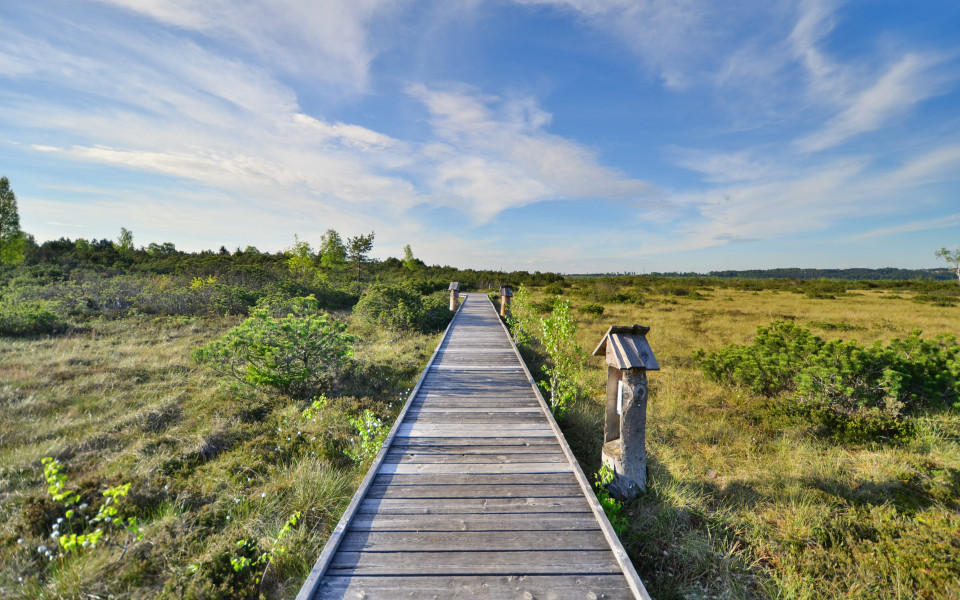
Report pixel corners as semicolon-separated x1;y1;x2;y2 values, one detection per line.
301;295;643;600
315;575;635;600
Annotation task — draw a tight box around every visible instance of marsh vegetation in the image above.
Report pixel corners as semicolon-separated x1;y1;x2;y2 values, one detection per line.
1;236;957;599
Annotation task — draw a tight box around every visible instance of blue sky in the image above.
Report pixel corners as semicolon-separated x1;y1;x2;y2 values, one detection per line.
1;0;958;273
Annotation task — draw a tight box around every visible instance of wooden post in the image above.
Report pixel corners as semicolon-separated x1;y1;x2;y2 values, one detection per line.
499;286;513;318
593;325;659;501
449;282;460;311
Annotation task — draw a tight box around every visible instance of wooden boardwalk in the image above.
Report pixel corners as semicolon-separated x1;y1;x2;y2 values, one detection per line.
297;295;650;599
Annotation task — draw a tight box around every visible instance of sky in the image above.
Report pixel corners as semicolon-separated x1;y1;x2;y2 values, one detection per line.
1;0;959;273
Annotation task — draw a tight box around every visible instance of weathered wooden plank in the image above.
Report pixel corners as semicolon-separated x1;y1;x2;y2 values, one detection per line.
372;473;576;487
297;294;648;600
366;483;582;499
378;462;573;475
390;437;562;447
327;549;622;576
404;412;547;423
383;451;567;464
408;407;542;413
314;574;635;600
348;513;602;532
355;496;592;515
396;424;556;437
338;529;611;552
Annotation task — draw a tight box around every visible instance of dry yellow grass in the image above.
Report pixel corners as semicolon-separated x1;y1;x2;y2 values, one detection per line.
524;281;960;600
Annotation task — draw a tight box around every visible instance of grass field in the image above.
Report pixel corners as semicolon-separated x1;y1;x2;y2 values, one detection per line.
1;313;440;599
533;282;960;600
2;277;958;599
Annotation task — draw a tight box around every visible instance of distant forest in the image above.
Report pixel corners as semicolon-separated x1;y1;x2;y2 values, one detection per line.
577;267;953;281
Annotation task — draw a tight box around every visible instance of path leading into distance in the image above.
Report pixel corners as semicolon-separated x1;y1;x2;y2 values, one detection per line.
297;294;650;600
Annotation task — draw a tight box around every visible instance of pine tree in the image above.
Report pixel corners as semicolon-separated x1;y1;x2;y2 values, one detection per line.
0;176;25;265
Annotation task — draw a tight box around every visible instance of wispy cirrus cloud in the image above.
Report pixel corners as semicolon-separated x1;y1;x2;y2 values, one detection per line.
408;83;658;222
2;5;659;259
851;213;960;241
795;52;952;152
93;0;401;92
655;142;960;255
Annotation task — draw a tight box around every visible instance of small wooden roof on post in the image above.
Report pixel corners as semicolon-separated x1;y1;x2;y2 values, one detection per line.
448;282;461;292
593;325;660;371
499;286;513;298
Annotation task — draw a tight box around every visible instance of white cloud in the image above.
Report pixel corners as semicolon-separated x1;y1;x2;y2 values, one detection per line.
852;213;960;241
514;0;750;89
94;0;401;91
670;148;774;183
796;53;951;152
651;142;960;255
408;84;656;222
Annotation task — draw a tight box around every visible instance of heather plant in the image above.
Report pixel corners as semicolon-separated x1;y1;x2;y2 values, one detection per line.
192;295;354;397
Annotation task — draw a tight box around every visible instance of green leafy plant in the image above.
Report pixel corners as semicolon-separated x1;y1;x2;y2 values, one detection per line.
505;284;536;346
345;409;389;464
230;511;301;587
300;395;328;420
538;297;584;416
594;466;629;536
192;295;354;397
38;458;144;559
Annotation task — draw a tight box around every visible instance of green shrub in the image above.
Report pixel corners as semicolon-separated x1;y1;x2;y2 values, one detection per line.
912;294;958;307
192;296;354;397
542;282;565;295
0;301;68;336
696;321;960;441
353;284;452;333
577;303;605;316
354;284;423;332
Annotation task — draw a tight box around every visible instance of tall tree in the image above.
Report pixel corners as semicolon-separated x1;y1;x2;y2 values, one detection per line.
0;177;25;265
347;232;375;282
118;227;134;253
402;244;420;270
936;246;960;285
319;229;347;269
286;235;318;282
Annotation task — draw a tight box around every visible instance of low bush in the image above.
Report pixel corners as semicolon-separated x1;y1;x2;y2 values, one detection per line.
577;303;605;316
696;321;960;441
192;295;354;397
353;284;452;333
0;301;68;336
912;294;958;307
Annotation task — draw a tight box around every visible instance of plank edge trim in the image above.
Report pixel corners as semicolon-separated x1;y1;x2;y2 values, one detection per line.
294;296;466;600
491;296;653;600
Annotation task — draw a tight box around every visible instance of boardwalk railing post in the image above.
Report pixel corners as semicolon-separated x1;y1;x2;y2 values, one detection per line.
593;325;660;501
499;285;513;318
448;281;460;311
